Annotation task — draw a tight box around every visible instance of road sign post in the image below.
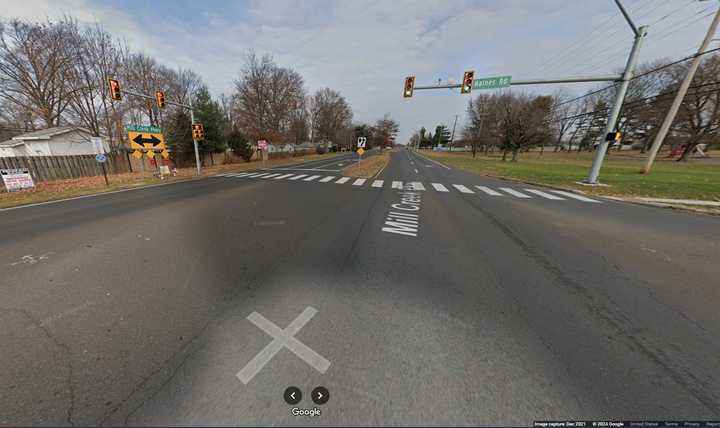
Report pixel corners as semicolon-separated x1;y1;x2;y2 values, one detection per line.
356;137;366;163
91;136;109;186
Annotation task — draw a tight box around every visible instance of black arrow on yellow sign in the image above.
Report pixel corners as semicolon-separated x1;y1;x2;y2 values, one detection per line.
132;134;161;146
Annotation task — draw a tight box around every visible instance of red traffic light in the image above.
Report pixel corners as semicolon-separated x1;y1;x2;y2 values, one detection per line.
403;76;415;98
461;71;474;94
108;78;122;101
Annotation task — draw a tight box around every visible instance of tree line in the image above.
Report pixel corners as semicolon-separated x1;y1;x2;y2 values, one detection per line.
0;17;400;165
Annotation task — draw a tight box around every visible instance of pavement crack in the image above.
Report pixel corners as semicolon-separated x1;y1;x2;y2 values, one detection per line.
450;200;720;416
1;306;76;426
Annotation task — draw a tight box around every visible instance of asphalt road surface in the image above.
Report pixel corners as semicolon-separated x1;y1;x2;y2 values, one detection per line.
1;149;719;426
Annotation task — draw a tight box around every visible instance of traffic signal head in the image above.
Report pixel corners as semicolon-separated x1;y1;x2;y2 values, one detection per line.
461;71;474;94
155;90;166;109
108;78;122;101
403;76;415;98
191;123;204;140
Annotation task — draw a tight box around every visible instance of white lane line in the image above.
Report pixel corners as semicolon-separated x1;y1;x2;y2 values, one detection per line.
352;178;367;186
336;177;351;184
431;183;449;192
524;189;566;200
391;181;403;189
288;174;308;180
408;181;425;191
303;175;322;181
452;184;474;194
551;190;601;203
372;180;384;188
273;173;295;179
236;307;330;385
500;188;532;198
319;176;335;182
475;186;503;196
260;173;282;179
413;152;451;169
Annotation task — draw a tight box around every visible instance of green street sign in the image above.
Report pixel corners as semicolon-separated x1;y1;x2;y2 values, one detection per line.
472;75;512;90
125;124;162;134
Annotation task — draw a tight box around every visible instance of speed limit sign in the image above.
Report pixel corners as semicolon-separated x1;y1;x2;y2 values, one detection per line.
357;137;366;148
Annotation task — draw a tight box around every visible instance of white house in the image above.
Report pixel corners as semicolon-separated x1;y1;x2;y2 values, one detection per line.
0;126;109;158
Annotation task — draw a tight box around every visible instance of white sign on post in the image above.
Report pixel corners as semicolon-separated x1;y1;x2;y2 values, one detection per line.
258;140;268;150
1;168;35;192
357;137;366;148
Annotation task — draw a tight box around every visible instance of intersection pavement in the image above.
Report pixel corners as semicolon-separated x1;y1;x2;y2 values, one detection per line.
1;149;719;426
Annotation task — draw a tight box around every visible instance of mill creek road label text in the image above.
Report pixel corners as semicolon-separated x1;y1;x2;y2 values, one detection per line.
381;185;422;237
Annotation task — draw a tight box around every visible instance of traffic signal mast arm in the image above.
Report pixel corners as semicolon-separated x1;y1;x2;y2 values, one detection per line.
411;74;621;91
121;89;192;110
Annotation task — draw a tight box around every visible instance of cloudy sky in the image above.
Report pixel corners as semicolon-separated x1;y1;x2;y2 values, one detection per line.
3;0;717;143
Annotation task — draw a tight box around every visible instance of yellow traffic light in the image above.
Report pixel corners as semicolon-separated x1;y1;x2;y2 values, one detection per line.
461;71;474;94
155;90;166;109
403;76;415;98
108;78;122;101
192;123;204;140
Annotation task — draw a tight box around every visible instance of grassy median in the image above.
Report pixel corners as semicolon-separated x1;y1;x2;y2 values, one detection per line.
341;150;391;178
0;152;344;209
420;150;720;201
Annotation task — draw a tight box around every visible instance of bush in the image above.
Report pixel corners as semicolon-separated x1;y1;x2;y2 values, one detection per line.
316;146;327;155
227;129;253;162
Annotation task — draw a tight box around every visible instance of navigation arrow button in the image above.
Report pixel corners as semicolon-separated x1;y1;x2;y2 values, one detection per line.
284;386;301;405
311;386;329;405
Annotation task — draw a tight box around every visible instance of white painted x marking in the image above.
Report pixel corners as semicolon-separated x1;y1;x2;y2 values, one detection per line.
236;306;331;384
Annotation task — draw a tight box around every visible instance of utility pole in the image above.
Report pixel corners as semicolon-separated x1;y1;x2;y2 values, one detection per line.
641;3;720;174
585;0;647;184
449;115;458;152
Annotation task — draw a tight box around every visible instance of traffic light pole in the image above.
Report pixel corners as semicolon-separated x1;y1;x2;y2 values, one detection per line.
122;90;201;176
188;99;201;176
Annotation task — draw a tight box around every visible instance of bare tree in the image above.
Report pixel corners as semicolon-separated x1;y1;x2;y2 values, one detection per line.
495;93;553;161
549;88;580;153
309;88;352;144
0;19;77;127
373;114;399;148
232;51;306;143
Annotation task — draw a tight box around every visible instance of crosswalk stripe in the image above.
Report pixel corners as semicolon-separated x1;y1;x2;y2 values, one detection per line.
273;173;295;179
261;173;282;179
391;181;403;189
431;183;449;192
524;189;566;200
352;178;366;186
408;181;425;191
336;177;351;184
372;180;384;188
244;172;265;177
303;175;322;181
319;176;335;182
500;188;532;198
551;190;601;203
475;186;503;196
233;172;255;177
453;184;474;194
251;172;273;178
288;174;308;180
